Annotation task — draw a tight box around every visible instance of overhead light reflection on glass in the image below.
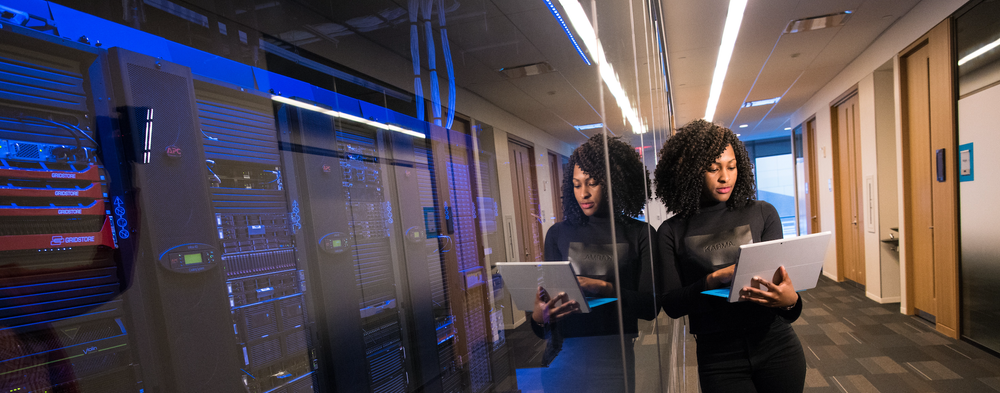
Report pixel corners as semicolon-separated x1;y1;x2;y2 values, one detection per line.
573;123;604;131
271;95;425;139
556;0;647;134
958;37;1000;66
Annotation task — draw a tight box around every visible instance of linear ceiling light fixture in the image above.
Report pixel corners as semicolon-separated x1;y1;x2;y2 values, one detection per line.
742;97;780;107
958;36;1000;66
543;0;591;65
704;0;748;122
557;0;646;133
573;122;604;131
272;95;425;139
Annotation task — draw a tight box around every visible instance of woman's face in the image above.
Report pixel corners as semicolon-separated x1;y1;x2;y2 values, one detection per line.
702;144;738;203
573;164;605;217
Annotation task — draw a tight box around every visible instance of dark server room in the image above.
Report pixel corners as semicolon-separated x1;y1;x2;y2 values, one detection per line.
0;0;675;392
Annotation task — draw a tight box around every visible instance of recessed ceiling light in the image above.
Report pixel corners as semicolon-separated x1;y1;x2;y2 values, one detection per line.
742;97;780;107
739;124;749;128
784;127;792;130
573;123;604;131
704;0;748;122
499;62;555;79
736;134;741;137
784;11;852;34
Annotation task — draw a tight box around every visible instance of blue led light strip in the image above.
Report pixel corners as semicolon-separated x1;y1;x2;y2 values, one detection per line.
543;0;591;65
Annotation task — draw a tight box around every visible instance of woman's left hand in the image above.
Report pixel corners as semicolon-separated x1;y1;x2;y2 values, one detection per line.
739;266;798;308
577;277;614;297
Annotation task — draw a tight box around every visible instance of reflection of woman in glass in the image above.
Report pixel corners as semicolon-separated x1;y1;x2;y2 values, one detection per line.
655;120;805;392
531;134;658;392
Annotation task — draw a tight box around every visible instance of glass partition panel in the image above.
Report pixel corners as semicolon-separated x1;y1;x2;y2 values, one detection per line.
956;0;1000;355
0;0;679;392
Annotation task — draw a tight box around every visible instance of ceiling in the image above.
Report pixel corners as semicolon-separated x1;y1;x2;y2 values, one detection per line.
206;0;924;146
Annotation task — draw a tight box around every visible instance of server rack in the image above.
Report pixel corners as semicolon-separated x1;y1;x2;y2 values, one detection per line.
277;104;414;393
194;79;316;393
0;24;139;391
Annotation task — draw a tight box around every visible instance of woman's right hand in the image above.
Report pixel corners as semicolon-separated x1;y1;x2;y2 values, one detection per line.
532;286;580;325
706;264;736;290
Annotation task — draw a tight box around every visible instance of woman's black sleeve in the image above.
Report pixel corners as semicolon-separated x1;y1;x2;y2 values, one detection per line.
657;222;713;319
618;223;660;321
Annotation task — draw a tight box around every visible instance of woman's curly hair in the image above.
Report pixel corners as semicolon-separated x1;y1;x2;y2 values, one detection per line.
562;134;651;225
653;119;755;219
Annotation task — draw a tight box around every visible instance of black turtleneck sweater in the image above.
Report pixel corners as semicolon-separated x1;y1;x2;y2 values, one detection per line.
532;215;659;338
657;200;802;335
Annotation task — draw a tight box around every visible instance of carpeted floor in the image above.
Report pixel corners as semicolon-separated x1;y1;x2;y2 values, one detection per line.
793;276;1000;392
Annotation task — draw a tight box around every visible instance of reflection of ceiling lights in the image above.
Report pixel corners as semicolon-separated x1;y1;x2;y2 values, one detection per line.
705;0;748;122
784;11;852;34
557;0;646;133
543;0;591;65
499;62;555;79
272;95;425;139
573;123;603;131
958;37;1000;66
742;97;780;107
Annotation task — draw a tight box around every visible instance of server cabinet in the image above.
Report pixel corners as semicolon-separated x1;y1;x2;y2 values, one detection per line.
277;104;414;392
0;24;140;392
108;47;244;392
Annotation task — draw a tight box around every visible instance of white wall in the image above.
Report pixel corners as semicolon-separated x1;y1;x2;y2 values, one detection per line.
873;67;901;303
790;0;967;311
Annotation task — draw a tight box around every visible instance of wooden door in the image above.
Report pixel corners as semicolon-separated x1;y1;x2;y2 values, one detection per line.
508;140;543;261
833;93;865;285
899;19;959;337
903;44;937;317
805;119;821;233
548;152;566;223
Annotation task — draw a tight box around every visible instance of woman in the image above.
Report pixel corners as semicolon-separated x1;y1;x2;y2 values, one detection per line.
530;134;658;392
654;120;805;392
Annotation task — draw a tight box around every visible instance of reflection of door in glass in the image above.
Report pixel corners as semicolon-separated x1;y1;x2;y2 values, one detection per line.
548;151;568;223
508;139;543;261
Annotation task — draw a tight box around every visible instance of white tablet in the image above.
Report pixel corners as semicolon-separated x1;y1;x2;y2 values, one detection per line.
702;231;832;303
496;261;617;314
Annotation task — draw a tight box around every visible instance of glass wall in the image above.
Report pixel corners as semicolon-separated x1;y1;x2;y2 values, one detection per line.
0;0;677;392
956;0;1000;355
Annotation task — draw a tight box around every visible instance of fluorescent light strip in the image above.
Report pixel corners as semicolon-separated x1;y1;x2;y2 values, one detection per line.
557;0;647;134
543;0;591;65
272;95;425;139
958;37;1000;66
704;0;748;122
742;97;780;107
574;122;603;131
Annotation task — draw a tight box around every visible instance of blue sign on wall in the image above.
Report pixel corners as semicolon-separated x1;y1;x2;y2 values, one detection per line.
959;143;974;182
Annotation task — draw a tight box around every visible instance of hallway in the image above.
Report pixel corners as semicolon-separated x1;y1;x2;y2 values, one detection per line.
753;277;1000;392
